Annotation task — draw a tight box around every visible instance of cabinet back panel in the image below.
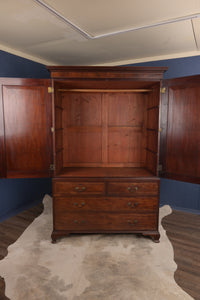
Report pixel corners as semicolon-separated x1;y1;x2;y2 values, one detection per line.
107;93;146;127
58;91;150;168
108;127;145;164
62;92;102;126
63;128;102;163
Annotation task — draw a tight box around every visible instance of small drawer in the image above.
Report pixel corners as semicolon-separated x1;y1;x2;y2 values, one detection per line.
107;181;159;196
54;212;157;231
54;197;158;212
53;180;105;196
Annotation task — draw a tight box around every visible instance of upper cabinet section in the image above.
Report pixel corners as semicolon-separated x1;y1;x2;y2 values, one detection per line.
47;66;167;178
0;78;52;178
160;75;200;184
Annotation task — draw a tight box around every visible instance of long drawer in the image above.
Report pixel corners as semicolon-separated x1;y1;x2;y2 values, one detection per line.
54;212;157;231
53;180;105;196
107;181;159;196
54;196;158;212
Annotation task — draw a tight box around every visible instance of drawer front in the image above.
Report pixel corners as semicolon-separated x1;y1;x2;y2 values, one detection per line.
107;181;159;196
54;197;158;212
53;180;105;196
54;212;157;231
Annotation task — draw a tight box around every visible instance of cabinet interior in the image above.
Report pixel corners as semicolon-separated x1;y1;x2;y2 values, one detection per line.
53;80;160;178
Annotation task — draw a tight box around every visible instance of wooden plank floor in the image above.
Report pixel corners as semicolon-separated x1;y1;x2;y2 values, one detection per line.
161;210;200;300
0;204;199;300
0;203;44;300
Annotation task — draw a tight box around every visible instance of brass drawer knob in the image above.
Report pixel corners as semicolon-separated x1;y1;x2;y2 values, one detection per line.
74;202;85;208
127;219;138;226
75;186;86;192
127;186;139;192
73;220;86;224
127;202;139;208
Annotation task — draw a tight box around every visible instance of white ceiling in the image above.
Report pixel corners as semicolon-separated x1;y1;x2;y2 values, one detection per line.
0;0;200;65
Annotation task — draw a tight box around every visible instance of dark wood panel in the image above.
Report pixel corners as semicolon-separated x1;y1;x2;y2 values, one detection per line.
62;92;102;126
147;107;159;130
54;79;161;90
54;196;158;212
161;76;200;183
55;130;63;152
47;66;168;81
107;181;159;196
167;87;200;177
2;79;52;178
147;130;158;153
55;150;63;176
107;92;146;127
108;127;145;165
55;107;63;129
147;85;160;108
54;211;157;231
53;180;105;196
63;127;102;164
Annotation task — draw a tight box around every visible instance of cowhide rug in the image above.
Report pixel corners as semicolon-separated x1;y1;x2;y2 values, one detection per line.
0;195;192;300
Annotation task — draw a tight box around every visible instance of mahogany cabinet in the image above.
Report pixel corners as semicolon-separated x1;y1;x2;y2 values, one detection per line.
0;68;200;243
48;66;167;242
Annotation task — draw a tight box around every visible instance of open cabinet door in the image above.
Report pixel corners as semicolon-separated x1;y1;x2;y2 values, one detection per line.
160;75;200;184
0;78;52;178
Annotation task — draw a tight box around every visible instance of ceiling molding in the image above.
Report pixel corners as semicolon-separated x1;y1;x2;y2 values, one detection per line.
93;51;200;66
33;0;200;40
1;43;200;67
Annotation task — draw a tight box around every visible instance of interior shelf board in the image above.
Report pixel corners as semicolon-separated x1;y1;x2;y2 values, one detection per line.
55;167;156;178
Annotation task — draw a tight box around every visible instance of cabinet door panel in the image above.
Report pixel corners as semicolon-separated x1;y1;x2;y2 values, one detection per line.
1;78;52;178
0;93;6;177
160;76;200;184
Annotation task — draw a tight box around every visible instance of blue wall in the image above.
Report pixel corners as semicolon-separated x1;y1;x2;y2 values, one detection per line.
0;51;199;221
0;50;50;78
130;55;200;79
0;50;51;222
131;56;200;213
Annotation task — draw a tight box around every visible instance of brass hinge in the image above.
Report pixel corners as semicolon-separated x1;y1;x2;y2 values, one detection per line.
50;164;55;171
160;87;166;94
48;87;54;93
159;128;162;132
51;127;54;133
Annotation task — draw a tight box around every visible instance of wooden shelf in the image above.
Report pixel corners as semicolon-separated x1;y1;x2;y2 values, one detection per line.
56;167;156;178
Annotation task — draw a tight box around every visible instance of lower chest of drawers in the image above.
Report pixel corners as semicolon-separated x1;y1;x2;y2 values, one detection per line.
52;178;160;240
